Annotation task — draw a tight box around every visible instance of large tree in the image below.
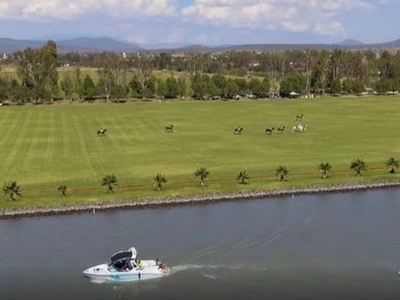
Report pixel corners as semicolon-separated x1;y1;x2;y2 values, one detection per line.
110;84;129;102
280;73;307;96
311;50;329;95
82;75;96;100
165;76;179;99
72;67;84;100
191;74;211;100
224;79;240;99
15;40;59;102
248;77;270;98
0;77;19;102
60;73;75;101
132;53;157;99
95;51;128;102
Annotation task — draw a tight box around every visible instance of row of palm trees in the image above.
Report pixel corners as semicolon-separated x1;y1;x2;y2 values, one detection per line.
2;157;399;201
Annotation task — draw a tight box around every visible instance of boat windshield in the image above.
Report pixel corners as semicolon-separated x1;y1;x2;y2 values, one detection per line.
110;251;133;264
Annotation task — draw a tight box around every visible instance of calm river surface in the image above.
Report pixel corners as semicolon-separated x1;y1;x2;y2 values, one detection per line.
2;188;400;300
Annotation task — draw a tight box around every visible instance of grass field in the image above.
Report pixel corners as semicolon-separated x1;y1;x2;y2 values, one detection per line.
1;96;400;210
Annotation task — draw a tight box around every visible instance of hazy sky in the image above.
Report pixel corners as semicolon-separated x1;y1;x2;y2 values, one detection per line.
0;0;398;45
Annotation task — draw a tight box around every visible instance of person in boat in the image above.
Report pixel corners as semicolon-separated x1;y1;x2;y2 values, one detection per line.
124;259;133;271
131;260;138;269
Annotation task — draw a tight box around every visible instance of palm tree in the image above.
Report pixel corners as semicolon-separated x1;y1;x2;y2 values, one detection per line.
385;157;399;174
237;171;250;184
154;173;167;191
195;167;210;186
350;158;367;176
318;162;332;178
3;181;22;201
102;174;118;193
57;185;68;197
276;165;289;181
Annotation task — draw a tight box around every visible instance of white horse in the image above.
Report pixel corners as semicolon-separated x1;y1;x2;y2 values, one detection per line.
292;124;307;133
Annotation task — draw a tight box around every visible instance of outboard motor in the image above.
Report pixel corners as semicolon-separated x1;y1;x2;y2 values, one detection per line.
129;247;137;259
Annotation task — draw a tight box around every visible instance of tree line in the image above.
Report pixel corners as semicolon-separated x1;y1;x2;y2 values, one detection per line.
1;41;400;103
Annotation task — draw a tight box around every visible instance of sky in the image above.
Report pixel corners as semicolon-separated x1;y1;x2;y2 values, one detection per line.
0;0;399;46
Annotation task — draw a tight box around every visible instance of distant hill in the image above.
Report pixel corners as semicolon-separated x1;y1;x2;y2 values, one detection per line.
175;44;213;52
56;37;143;53
0;37;143;53
336;39;364;46
139;42;189;50
0;38;45;54
1;37;400;54
374;38;400;48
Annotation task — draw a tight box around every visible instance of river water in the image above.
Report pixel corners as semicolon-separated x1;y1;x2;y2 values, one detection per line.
2;188;400;300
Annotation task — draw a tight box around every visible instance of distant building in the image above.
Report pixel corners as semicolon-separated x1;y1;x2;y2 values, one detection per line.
2;53;7;60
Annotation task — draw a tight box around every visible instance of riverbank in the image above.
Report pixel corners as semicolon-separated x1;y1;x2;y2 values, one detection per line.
1;180;399;220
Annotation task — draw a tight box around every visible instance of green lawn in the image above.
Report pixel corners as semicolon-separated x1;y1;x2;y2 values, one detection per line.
1;96;400;210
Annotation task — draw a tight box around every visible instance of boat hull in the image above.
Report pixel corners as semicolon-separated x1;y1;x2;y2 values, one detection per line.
83;262;170;282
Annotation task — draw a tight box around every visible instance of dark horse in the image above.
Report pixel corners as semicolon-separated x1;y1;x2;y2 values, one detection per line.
296;113;304;120
277;124;285;134
97;128;107;136
165;123;174;132
234;126;244;134
265;126;275;134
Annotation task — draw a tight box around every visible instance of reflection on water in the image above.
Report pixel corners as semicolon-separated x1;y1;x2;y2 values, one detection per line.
2;188;400;299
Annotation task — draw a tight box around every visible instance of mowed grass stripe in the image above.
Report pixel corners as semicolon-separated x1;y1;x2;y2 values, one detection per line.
0;110;35;179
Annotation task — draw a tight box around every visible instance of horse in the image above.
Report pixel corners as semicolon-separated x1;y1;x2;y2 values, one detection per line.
296;113;304;120
165;123;174;132
298;124;307;132
277;125;285;134
265;126;275;134
292;124;307;133
97;128;107;136
234;126;244;134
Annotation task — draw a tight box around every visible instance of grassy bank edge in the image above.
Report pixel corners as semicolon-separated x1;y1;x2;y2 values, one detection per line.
1;178;399;220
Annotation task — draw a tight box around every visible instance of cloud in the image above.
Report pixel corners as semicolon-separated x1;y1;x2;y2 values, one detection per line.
0;0;176;20
315;21;344;35
0;0;391;45
181;0;373;35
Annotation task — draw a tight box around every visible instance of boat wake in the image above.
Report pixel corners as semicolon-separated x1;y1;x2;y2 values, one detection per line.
204;274;217;280
234;216;317;251
170;264;267;275
170;264;205;274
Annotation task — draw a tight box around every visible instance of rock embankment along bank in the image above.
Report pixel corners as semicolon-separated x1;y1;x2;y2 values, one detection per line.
1;180;400;220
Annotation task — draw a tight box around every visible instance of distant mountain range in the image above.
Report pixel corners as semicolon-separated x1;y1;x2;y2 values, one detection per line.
1;37;400;54
0;37;143;54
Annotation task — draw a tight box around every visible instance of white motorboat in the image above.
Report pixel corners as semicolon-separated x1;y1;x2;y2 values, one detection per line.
83;247;170;282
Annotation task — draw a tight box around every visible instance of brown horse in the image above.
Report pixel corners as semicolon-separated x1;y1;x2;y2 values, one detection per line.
265;126;275;134
97;128;107;136
234;126;244;134
277;125;285;134
165;123;174;132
